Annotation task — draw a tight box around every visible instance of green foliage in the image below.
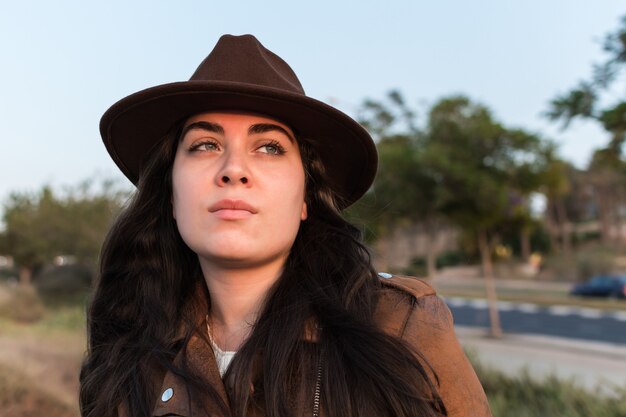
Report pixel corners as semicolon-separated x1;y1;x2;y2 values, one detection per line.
403;257;427;277
546;83;597;127
404;251;470;276
547;14;626;147
545;16;626;246
343;194;386;243
375;135;439;222
352;92;555;265
423;96;548;237
357;89;418;140
600;102;626;133
0;179;130;274
501;221;551;256
435;250;468;268
350;91;444;241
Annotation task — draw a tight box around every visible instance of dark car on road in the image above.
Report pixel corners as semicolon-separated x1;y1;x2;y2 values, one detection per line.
570;275;626;299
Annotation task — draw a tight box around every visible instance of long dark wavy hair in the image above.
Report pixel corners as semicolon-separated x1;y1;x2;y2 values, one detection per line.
80;119;447;417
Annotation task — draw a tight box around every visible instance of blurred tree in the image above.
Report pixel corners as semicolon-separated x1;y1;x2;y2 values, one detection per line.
354;92;554;337
374;135;445;278
350;91;445;278
547;15;626;249
2;188;58;285
423;96;547;337
0;228;8;255
1;179;128;285
506;131;554;261
547;15;626;150
587;147;626;246
541;149;575;254
357;89;418;141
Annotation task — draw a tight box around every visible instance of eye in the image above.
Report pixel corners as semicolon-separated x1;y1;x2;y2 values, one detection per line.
189;140;220;152
257;141;286;155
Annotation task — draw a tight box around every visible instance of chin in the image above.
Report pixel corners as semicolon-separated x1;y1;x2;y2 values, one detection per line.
195;243;293;270
199;252;283;270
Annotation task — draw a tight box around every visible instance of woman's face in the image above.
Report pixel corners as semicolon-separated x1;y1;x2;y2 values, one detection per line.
171;112;307;270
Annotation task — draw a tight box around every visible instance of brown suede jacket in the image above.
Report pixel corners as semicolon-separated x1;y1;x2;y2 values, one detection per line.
139;275;492;417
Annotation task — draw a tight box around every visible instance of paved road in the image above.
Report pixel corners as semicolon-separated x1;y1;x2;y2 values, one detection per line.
445;297;626;345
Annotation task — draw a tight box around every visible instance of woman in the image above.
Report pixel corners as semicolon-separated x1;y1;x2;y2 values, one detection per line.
80;34;491;417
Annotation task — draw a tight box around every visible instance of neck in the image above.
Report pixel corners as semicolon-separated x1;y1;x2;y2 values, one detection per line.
199;255;287;351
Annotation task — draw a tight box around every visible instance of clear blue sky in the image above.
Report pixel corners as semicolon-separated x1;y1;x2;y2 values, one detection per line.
1;1;624;208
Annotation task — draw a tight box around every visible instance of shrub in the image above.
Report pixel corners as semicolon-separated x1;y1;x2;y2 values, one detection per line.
403;256;427;277
436;250;466;268
403;250;474;276
470;354;626;416
0;267;19;283
34;264;93;307
541;245;617;282
0;285;45;323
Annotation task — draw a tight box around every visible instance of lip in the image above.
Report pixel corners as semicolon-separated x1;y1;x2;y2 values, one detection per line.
208;199;258;220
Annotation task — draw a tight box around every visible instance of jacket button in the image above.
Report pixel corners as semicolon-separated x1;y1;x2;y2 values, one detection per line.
161;388;174;402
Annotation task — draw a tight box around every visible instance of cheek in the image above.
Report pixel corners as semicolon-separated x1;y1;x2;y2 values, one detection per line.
280;171;307;222
172;184;196;214
171;158;196;221
171;177;204;250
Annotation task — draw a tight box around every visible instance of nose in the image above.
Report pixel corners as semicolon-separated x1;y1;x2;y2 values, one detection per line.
216;148;251;187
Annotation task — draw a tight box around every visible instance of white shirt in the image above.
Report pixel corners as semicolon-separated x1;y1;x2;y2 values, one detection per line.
206;318;237;377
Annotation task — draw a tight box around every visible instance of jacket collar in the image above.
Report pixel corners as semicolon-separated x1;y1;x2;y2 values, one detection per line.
152;332;230;416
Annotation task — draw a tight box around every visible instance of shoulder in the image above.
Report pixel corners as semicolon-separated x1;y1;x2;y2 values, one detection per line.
377;272;437;299
375;273;492;417
375;273;452;339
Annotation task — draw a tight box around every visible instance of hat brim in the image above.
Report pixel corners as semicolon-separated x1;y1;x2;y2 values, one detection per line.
100;81;377;209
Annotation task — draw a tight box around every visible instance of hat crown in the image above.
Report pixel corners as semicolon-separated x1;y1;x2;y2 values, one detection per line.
190;34;305;94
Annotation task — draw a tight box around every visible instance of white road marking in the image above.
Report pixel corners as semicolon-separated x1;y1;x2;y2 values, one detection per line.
610;311;626;322
517;303;540;314
497;301;515;311
577;308;603;319
446;298;468;307
469;299;489;309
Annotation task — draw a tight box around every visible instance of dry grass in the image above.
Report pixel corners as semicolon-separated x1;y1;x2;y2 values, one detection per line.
0;292;85;417
0;285;45;323
0;363;79;417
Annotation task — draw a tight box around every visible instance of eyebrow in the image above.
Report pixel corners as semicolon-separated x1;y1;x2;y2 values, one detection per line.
180;121;224;140
248;123;295;143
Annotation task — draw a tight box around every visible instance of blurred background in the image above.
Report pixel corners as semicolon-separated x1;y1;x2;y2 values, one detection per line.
1;1;626;416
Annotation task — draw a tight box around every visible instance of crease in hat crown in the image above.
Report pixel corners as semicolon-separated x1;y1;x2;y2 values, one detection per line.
190;34;305;94
100;33;378;209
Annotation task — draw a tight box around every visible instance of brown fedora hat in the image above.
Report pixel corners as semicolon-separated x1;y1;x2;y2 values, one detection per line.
100;34;377;208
